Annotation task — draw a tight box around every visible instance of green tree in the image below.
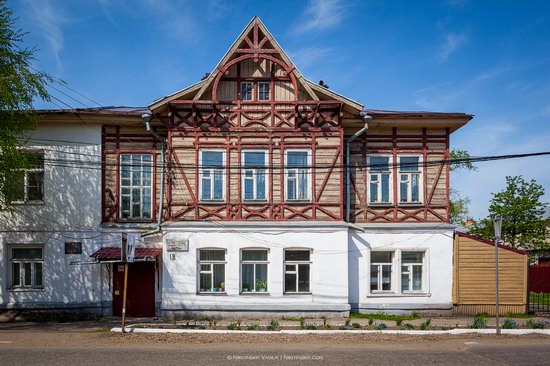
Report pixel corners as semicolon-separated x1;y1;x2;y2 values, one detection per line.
0;0;51;211
449;149;476;226
469;176;549;250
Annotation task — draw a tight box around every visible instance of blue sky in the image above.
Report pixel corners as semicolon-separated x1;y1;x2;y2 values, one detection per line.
12;0;550;219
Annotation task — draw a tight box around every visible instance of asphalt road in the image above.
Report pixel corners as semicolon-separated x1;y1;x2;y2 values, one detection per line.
2;343;550;365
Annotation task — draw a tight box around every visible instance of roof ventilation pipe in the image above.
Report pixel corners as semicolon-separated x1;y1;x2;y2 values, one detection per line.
141;111;166;238
346;114;373;224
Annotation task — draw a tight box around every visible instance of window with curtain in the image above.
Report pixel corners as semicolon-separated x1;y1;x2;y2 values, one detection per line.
200;150;225;201
398;156;421;203
198;249;226;293
368;155;391;204
242;151;267;201
370;251;393;292
10;246;43;289
120;154;152;220
285;150;310;201
401;251;424;292
241;249;268;293
284;250;311;293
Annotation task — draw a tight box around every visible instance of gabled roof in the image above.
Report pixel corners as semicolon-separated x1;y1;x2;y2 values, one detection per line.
149;16;363;112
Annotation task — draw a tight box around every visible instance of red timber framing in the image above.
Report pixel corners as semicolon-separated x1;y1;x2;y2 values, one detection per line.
348;127;451;224
101;125;163;223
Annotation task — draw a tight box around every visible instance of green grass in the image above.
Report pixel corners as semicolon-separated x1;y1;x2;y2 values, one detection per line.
281;316;305;322
350;312;419;321
93;327;112;333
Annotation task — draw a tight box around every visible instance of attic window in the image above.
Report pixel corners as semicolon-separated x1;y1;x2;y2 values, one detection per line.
240;82;253;101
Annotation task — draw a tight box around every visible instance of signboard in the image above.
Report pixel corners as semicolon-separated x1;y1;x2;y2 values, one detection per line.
126;234;137;263
64;242;82;255
166;239;189;252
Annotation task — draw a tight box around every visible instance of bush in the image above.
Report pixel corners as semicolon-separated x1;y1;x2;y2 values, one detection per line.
468;314;487;329
526;319;547;329
246;323;260;331
266;319;279;331
304;324;317;330
208;319;217;328
420;318;432;330
401;323;415;330
227;322;241;330
368;318;374;326
345;318;351;327
375;323;387;330
395;318;403;327
502;319;518;329
352;322;361;329
299;318;306;329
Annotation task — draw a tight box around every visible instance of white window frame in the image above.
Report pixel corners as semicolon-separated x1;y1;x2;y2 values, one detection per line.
10;150;44;204
240;248;269;294
197;249;226;293
370;251;393;293
240;81;253;101
284;249;312;294
257;82;270;101
400;251;425;293
367;155;393;205
9;245;44;290
284;149;312;202
398;155;423;204
199;149;226;202
119;154;153;221
241;150;268;202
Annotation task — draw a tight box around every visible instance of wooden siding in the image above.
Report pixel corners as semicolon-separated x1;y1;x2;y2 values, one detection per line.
452;233;528;315
348;127;450;223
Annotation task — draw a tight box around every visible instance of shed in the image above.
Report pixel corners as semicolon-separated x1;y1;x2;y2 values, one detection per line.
452;232;529;315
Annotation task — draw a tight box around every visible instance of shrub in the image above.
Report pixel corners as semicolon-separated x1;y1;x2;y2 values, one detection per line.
266;319;280;331
227;322;241;330
208;319;217;328
246;323;260;331
345;318;351;327
375;323;387;330
368;318;374;326
299;318;306;329
401;323;415;330
395;318;403;327
526;319;547;329
468;314;487;329
352;322;361;329
304;324;317;330
502;319;518;329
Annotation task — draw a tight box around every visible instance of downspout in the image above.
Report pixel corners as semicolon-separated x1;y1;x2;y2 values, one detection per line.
346;113;373;225
141;112;166;238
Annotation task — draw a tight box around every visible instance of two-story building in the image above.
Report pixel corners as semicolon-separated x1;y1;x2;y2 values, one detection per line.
0;17;472;318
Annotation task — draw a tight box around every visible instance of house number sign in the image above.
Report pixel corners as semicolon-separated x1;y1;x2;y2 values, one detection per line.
166;239;189;252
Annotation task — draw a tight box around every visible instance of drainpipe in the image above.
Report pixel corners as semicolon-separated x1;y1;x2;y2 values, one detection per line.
141;111;166;238
346;114;373;224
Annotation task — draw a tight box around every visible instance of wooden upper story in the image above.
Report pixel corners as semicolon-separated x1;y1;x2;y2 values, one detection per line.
38;17;472;225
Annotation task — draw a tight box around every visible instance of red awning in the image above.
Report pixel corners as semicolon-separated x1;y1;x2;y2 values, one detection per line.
90;247;162;262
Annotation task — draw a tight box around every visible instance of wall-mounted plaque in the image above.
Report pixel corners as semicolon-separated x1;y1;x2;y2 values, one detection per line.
166;239;189;252
65;242;82;255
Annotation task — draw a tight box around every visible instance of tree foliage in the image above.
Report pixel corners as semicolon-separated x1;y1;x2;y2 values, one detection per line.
449;149;476;225
469;176;549;250
0;0;51;211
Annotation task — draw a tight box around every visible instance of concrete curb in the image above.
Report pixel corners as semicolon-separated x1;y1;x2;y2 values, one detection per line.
111;327;550;335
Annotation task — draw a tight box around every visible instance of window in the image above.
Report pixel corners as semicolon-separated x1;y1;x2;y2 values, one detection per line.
10;246;43;289
398;156;422;203
200;150;225;201
401;252;424;292
258;82;270;101
198;249;226;293
241;249;268;293
120;154;152;220
284;250;311;293
285;150;310;201
240;82;253;101
9;151;44;203
242;150;267;201
368;156;391;204
370;251;392;292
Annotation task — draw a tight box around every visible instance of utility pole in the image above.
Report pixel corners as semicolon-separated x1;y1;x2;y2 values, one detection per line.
493;216;502;335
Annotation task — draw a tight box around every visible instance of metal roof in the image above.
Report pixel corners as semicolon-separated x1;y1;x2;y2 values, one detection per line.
90;246;161;261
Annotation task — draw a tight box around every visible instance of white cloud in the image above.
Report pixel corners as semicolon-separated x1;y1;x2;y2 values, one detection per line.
288;47;334;69
438;32;467;61
22;0;67;72
294;0;346;34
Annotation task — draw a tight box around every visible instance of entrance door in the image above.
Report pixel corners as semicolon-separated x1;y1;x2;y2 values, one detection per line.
113;262;156;317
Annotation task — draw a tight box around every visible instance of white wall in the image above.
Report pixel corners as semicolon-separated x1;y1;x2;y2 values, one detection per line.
348;228;454;313
0;123;111;310
162;223;350;317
